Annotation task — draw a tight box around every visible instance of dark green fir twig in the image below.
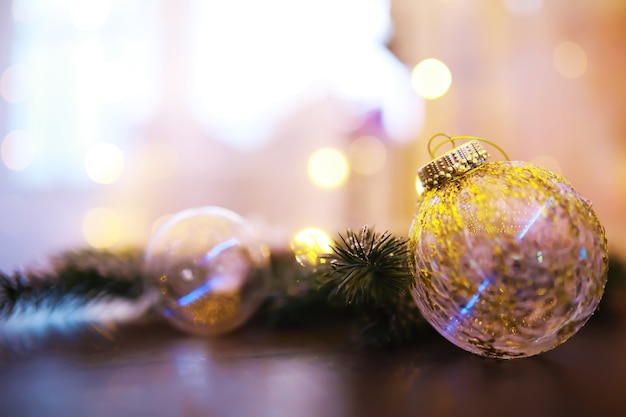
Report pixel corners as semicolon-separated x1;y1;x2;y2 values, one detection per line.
320;226;415;307
262;249;349;327
0;247;145;320
2;229;623;348
317;226;428;346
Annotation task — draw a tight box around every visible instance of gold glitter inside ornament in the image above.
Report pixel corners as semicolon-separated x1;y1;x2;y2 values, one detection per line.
409;139;608;359
144;206;270;336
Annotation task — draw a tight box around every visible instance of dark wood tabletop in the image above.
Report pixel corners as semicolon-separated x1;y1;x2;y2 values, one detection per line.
0;311;625;417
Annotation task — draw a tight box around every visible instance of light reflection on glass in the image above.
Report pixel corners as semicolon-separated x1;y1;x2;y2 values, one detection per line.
151;214;173;235
415;176;425;196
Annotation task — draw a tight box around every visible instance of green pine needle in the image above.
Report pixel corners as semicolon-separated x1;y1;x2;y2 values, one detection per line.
356;291;430;347
50;247;145;298
320;226;415;308
2;235;624;349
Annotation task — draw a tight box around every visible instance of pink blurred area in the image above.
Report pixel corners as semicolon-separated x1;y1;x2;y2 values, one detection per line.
0;0;625;271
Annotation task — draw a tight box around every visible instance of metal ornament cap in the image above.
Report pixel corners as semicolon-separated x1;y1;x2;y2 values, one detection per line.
417;140;490;193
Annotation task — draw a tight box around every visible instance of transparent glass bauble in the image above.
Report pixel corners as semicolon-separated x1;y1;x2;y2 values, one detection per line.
144;206;271;336
409;161;608;359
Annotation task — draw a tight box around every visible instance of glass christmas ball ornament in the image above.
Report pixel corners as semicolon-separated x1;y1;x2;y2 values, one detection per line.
144;206;271;336
409;140;608;359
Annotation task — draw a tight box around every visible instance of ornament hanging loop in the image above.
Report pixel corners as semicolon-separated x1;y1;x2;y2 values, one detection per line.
418;134;512;193
427;133;510;161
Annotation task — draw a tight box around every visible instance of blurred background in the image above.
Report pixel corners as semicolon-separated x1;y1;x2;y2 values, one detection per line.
0;0;625;271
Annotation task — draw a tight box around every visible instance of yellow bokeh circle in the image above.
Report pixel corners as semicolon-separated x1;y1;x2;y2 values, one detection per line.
411;58;452;100
308;148;349;188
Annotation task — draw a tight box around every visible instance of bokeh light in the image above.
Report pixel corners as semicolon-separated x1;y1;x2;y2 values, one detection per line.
291;227;333;267
82;207;122;248
73;39;128;104
97;61;128;103
503;0;543;16
11;0;40;23
84;142;125;184
0;64;31;103
553;41;588;79
348;136;387;175
308;148;349;188
187;0;405;150
1;130;36;171
411;58;452;100
69;0;112;31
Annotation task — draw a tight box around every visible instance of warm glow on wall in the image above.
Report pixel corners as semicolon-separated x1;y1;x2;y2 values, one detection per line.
84;142;125;184
411;58;452;100
553;41;587;79
11;0;38;23
503;0;543;16
69;0;113;31
348;136;387;175
531;155;562;176
308;148;349;188
82;207;122;248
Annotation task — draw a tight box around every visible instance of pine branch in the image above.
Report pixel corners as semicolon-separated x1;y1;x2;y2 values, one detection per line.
315;226;428;347
262;249;350;327
0;271;58;318
0;247;147;321
356;292;431;348
49;247;145;298
262;227;427;344
0;235;623;349
320;226;415;307
0;248;149;343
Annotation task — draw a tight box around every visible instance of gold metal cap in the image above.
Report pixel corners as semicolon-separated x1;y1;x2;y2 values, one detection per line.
417;140;489;192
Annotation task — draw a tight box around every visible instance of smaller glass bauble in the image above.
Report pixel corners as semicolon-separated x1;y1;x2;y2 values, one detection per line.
144;206;271;336
409;140;608;359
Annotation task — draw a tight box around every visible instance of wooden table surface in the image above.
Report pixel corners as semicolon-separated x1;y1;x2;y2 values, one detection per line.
1;312;625;417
